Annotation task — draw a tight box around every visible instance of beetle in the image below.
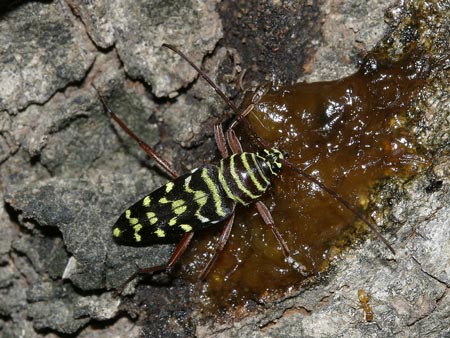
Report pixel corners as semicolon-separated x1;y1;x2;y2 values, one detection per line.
95;44;395;289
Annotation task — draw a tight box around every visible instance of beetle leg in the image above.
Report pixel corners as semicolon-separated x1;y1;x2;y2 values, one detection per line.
214;123;229;158
93;85;178;179
255;201;308;276
130;232;195;280
198;212;236;280
115;232;195;294
163;232;195;272
226;128;244;154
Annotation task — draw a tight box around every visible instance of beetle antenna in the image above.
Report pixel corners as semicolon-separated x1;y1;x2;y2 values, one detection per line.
163;44;241;116
283;161;395;254
162;44;396;255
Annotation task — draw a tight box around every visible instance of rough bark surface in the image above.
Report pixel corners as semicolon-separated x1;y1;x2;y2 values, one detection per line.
0;0;448;337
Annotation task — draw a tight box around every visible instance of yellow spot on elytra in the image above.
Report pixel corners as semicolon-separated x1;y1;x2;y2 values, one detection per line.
159;197;169;204
172;199;184;209
180;224;192;232
113;227;121;237
169;217;177;226
143;196;151;207
155;228;166;237
146;212;155;218
146;212;158;225
133;223;143;242
174;205;187;215
125;209;139;225
165;182;175;193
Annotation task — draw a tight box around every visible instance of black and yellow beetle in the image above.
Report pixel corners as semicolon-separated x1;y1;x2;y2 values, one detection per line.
95;44;395;286
112;148;284;245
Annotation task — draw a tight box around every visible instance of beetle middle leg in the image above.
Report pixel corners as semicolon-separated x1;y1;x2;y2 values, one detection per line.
198;112;309;279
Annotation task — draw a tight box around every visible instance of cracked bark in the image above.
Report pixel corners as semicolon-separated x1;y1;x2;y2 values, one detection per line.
0;0;449;337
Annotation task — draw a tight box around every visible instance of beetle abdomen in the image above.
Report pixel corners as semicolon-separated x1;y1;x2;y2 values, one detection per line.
112;165;235;245
112;149;283;245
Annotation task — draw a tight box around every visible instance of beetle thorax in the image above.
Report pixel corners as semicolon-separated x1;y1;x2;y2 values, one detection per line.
218;149;284;206
255;148;284;178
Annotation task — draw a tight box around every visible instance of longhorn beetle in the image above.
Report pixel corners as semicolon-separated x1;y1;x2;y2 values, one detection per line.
95;44;395;290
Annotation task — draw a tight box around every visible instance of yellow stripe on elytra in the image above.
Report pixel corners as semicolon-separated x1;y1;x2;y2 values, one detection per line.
242;153;266;193
184;175;210;222
125;209;139;225
201;168;227;217
218;160;246;205
230;154;259;200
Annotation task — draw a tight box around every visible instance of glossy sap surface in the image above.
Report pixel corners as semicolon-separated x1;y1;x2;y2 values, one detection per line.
182;52;429;312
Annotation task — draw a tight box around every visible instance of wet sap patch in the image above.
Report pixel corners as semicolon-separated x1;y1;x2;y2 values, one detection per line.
180;51;429;314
